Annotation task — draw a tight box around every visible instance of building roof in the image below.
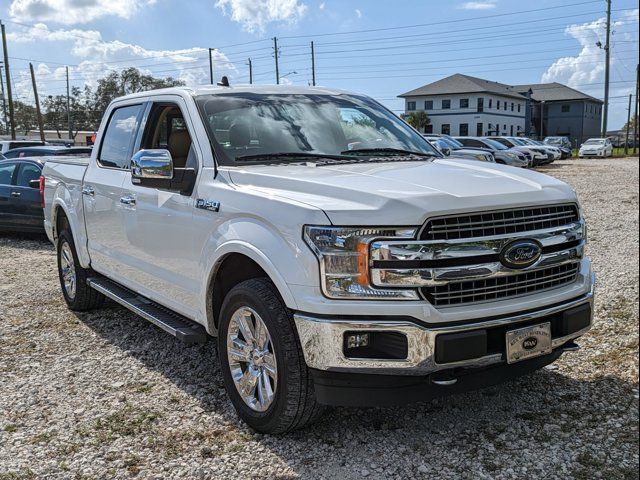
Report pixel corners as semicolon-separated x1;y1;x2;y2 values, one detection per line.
511;82;603;103
398;73;527;99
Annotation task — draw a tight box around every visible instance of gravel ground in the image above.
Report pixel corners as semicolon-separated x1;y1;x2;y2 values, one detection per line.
1;157;638;480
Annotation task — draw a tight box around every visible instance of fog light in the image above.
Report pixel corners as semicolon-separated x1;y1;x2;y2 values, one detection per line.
346;333;369;349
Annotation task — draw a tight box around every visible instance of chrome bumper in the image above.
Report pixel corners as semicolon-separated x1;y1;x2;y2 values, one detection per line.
294;273;595;376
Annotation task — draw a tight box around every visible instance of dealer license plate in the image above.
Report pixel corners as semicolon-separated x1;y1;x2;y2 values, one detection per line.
505;322;552;364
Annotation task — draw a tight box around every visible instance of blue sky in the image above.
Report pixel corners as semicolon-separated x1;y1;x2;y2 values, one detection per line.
0;0;638;129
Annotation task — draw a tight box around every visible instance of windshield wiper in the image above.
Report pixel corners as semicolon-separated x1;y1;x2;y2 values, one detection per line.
235;152;355;163
340;147;436;157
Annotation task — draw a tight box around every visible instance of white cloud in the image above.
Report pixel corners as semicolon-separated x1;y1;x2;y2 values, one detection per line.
542;9;639;89
319;2;325;10
355;8;362;19
215;0;308;33
457;1;497;10
8;0;157;25
7;23;238;103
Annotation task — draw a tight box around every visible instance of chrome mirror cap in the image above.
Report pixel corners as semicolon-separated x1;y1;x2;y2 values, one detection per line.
131;149;174;180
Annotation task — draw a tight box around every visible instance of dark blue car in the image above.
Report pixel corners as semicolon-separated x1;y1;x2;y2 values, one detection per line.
0;158;45;233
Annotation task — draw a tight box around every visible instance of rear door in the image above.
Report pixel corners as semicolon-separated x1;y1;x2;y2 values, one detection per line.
0;161;18;229
83;102;145;281
11;162;43;229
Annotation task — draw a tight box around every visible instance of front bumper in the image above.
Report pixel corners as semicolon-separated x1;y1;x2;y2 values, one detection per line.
294;272;595;376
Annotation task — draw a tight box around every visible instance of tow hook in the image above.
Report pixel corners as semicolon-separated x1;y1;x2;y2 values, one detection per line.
561;341;580;352
431;374;458;386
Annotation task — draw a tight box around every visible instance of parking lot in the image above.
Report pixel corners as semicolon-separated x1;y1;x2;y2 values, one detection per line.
0;157;638;480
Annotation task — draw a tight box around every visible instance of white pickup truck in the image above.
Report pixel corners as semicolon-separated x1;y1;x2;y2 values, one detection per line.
43;84;595;433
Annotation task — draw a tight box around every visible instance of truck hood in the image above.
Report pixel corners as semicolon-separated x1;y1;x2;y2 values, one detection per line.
227;158;577;225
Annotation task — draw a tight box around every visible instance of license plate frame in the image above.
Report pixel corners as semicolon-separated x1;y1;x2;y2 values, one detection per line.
505;322;552;364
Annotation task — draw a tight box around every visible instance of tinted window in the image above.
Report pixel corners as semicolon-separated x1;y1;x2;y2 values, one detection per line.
0;162;16;185
459;123;469;136
460;99;469;108
98;104;143;169
561;104;570;113
442;100;451;109
441;124;451;135
424;100;433;110
16;163;41;187
407;101;416;111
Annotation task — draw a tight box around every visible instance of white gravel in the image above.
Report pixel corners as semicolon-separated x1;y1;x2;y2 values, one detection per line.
1;157;638;479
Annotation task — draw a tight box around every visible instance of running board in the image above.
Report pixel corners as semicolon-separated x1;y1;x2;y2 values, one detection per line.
86;276;208;345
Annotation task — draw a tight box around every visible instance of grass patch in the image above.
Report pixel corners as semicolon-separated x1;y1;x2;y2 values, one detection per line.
3;424;17;433
31;432;54;444
92;405;159;443
0;469;36;480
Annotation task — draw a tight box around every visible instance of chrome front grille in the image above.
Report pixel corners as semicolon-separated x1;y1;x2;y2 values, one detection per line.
421;263;580;307
369;204;585;308
421;204;579;241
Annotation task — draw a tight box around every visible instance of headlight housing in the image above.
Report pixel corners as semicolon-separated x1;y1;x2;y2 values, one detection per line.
303;226;419;300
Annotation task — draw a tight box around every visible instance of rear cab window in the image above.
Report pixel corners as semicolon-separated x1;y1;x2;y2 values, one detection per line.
98;104;144;169
0;162;17;185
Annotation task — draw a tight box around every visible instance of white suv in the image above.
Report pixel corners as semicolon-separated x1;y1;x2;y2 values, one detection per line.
579;138;613;158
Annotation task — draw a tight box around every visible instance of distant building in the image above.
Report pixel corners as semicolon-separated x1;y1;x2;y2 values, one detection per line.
399;74;603;145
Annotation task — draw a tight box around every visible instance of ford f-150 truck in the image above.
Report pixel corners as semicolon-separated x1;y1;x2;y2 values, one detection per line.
43;84;595;433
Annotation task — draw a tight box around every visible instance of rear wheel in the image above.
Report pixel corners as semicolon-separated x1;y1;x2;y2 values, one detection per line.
57;230;105;311
218;278;325;433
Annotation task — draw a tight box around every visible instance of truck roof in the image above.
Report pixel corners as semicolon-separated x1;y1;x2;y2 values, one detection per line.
114;84;358;102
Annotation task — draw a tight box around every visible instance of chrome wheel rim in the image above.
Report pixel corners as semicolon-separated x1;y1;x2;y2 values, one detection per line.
227;307;277;412
60;241;76;299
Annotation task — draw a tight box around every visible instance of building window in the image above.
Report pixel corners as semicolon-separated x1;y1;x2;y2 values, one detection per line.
477;97;484;112
459;123;469;136
504;102;508;111
425;124;433;134
460;98;469;108
517;125;521;131
503;124;507;131
590;105;594;114
511;102;514;111
517;104;521;113
442;99;451;109
497;100;501;110
476;122;483;136
424;100;433;110
561;104;571;113
441;124;451;135
599;106;602;114
488;99;492;108
407;101;416;111
510;125;514;136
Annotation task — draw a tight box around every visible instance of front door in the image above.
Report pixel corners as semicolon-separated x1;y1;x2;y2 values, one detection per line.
0;161;18;229
118;98;205;318
11;162;43;230
83;103;145;282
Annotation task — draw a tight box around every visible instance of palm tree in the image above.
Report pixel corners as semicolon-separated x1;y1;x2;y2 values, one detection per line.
405;111;431;133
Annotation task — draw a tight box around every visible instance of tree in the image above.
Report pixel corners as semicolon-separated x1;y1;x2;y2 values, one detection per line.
13;101;37;136
621;114;638;132
405;111;431;132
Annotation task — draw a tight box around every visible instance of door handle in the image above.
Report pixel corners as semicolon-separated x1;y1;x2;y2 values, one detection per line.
10;191;21;197
82;185;95;197
120;195;136;206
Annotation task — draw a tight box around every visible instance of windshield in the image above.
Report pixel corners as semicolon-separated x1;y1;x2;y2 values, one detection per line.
439;135;464;148
196;93;439;165
584;139;604;145
544;137;563;145
483;138;508;150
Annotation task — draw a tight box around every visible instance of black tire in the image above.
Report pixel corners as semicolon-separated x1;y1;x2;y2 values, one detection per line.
217;278;325;433
57;230;105;311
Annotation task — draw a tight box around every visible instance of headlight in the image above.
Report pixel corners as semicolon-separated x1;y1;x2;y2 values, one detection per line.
303;226;419;300
506;152;517;159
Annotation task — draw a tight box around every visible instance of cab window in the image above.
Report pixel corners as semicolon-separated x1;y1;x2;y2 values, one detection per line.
98;104;144;169
0;162;17;185
140;103;197;170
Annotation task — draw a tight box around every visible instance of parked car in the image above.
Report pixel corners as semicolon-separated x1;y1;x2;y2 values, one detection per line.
543;136;572;159
0;158;45;233
487;136;551;166
454;137;529;167
518;138;561;161
3;146;93;159
424;134;495;163
0;140;46;154
579;138;613;158
43;85;594;433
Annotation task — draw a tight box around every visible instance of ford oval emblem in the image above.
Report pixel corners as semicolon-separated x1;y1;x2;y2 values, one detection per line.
522;336;538;350
500;239;542;269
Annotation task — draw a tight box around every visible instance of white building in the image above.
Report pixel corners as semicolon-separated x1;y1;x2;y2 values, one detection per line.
399;74;527;137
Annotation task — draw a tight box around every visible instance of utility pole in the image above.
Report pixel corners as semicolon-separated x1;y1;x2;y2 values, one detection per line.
0;63;7;135
273;37;280;84
29;63;45;142
625;94;632;156
311;41;316;86
601;0;611;137
634;64;639;155
208;48;215;84
66;66;72;142
1;21;16;139
539;101;545;139
248;58;253;84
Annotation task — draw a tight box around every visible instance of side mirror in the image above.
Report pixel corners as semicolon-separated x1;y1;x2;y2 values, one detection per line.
441;147;451;156
29;179;40;189
131;149;174;181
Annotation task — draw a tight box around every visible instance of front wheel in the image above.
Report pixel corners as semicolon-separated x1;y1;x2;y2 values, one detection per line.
217;278;325;433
